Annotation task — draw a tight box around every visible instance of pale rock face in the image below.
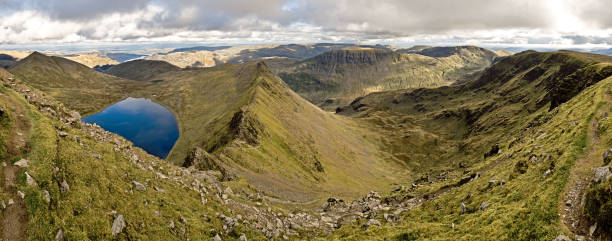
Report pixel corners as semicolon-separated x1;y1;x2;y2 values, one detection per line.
13;159;29;167
60;180;70;193
593;166;612;183
111;214;126;236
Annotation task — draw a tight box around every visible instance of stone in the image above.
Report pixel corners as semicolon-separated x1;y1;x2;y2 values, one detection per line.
132;181;146;191
13;159;29;167
8;199;14;206
111;214;125;236
55;228;64;241
552;234;571;241
42;190;51;203
362;219;381;229
589;223;597;236
575;235;585;241
92;153;102;159
604;149;612;164
1;200;5;209
543;169;553;179
58;131;68;137
60;180;70;193
461;202;466;214
17;191;25;199
488;179;497;187
1;162;6;167
213;234;222;241
179;216;187;223
480;202;489;211
239;233;248;241
25;172;37;186
168;220;175;229
154;186;165;192
593;166;612;183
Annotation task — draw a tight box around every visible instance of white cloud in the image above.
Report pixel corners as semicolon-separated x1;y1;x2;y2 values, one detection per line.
0;0;610;48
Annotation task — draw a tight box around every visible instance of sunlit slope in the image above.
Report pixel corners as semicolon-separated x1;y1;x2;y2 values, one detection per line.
152;62;409;200
327;51;612;240
8;52;142;115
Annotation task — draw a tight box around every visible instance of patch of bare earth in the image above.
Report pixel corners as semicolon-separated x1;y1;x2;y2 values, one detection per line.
559;96;609;239
1;94;30;241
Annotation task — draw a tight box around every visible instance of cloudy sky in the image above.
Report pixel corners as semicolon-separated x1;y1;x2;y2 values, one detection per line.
1;0;611;49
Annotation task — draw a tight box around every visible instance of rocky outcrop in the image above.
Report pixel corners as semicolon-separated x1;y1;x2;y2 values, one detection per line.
228;108;265;146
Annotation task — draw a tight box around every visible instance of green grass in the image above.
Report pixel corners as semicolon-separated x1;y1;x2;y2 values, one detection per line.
324;53;612;240
0;86;267;240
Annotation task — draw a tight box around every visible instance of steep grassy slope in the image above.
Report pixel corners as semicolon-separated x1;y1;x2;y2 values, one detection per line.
8;52;145;116
326;51;612;240
273;46;503;110
103;59;181;81
0;76;273;240
10;54;409;201
337;51;612;170
147;62;409;200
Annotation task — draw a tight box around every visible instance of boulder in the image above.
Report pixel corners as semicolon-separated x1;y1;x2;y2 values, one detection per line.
111;214;125;236
604;149;612;165
17;191;24;199
480;202;489;211
552;234;571;241
543;169;553;179
25;172;37;186
42;190;51;203
60;180;70;193
213;234;222;241
362;219;381;229
239;233;248;241
55;228;64;241
589;223;597;236
154;186;165;193
13;159;29;167
132;181;146;191
593;166;612;183
58;131;68;137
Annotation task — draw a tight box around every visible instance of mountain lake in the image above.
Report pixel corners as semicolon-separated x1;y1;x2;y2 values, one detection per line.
82;97;179;158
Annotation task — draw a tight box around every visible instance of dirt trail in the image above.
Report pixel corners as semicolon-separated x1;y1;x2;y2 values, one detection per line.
1;93;30;241
559;93;610;238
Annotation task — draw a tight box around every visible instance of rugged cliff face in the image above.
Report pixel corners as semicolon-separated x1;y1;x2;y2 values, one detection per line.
273;46;505;110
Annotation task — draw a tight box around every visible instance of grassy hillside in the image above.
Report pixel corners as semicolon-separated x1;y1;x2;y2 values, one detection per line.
9;54;409;201
146;62;409;200
0;74;275;240
272;46;503;110
8;52;145;116
327;50;612;240
7;49;612;240
103;59;181;81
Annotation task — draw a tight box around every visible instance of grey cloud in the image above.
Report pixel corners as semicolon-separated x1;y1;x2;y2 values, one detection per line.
572;0;612;28
287;0;556;35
